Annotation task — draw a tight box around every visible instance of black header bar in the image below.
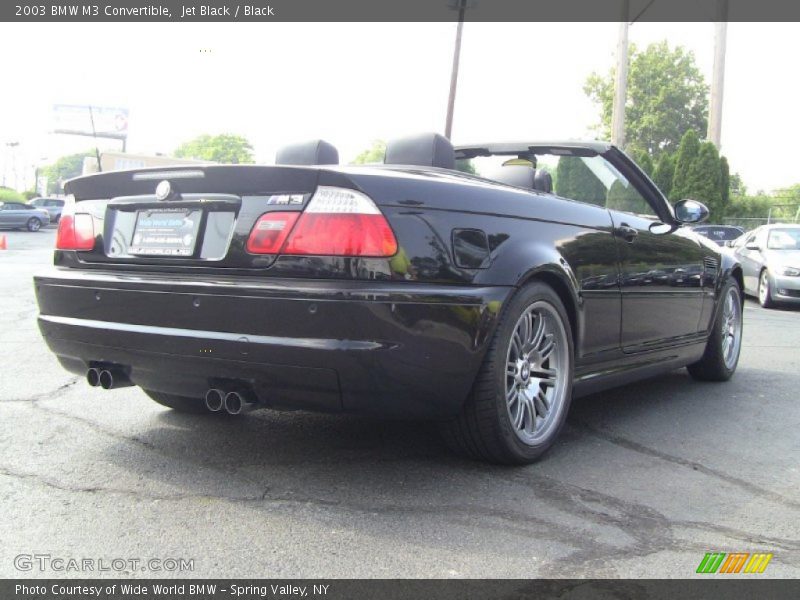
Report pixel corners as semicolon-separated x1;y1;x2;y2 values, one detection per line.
4;0;800;22
5;579;800;600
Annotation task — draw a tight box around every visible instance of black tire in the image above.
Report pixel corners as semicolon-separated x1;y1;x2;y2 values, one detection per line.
758;269;775;308
687;279;743;382
26;218;42;232
144;390;209;414
441;281;574;465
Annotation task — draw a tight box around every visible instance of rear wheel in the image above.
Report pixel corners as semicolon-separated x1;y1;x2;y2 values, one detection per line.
758;269;775;308
26;218;42;232
144;390;209;414
688;279;743;381
441;281;574;465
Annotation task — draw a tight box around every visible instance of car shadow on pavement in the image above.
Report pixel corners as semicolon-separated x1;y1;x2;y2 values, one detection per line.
99;367;743;481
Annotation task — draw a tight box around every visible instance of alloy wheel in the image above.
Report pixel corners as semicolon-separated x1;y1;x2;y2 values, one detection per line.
759;271;769;305
505;301;570;445
721;286;742;370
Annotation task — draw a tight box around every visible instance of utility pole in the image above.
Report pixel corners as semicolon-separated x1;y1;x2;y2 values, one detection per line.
444;0;469;140
708;0;728;149
611;0;630;148
5;142;20;190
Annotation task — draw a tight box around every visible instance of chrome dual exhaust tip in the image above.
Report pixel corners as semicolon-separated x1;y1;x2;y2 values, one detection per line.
205;388;225;412
87;367;133;390
204;388;256;414
86;368;101;387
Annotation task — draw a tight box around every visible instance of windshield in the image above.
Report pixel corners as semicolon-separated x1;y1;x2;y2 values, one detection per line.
463;152;655;217
767;228;800;250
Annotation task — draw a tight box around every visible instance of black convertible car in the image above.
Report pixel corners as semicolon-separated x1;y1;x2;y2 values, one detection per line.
34;133;744;464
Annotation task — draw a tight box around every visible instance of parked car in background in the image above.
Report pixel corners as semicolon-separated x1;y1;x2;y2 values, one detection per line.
0;201;51;231
34;133;744;464
731;224;800;307
693;224;745;246
28;197;65;223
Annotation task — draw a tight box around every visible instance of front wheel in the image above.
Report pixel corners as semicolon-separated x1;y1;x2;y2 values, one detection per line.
687;279;743;381
441;281;574;465
26;218;42;232
758;269;775;308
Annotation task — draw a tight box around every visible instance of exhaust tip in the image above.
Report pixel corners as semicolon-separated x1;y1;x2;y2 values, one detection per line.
224;391;244;415
86;368;101;387
205;388;224;412
99;370;114;390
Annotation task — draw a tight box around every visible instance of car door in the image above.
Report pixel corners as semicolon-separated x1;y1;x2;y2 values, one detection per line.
735;228;765;293
599;149;706;351
2;202;26;226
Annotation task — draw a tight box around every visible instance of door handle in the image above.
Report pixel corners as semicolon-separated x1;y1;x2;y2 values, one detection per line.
615;224;638;243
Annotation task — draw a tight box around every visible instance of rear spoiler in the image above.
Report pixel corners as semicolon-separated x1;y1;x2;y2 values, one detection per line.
65;165;322;200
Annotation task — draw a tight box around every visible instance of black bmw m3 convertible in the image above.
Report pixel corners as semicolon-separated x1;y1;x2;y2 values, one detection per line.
34;133;744;464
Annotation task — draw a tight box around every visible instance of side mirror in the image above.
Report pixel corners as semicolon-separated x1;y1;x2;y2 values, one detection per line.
724;240;735;248
673;199;709;224
745;242;761;251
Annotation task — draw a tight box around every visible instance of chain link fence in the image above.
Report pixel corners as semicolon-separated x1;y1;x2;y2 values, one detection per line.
722;204;800;231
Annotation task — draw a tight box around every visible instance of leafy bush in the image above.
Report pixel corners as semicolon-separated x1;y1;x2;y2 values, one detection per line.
0;187;24;203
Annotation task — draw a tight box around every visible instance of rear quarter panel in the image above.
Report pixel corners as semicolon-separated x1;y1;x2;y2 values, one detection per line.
345;169;622;360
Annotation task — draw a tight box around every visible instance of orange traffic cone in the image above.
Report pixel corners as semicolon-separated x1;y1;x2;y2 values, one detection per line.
0;235;6;250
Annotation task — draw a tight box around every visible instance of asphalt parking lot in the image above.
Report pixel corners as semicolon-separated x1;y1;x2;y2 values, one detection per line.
1;227;798;579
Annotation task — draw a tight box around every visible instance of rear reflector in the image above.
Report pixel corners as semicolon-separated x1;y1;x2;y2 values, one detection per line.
282;187;398;257
56;214;95;250
246;212;300;254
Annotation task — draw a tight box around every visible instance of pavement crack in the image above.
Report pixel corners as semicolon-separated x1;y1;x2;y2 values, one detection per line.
1;377;80;403
572;420;800;511
0;464;264;503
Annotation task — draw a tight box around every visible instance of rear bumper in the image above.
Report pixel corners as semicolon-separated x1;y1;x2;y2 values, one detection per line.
35;269;511;418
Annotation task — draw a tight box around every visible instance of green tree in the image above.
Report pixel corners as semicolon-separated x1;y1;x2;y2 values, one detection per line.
351;140;386;164
556;156;606;206
39;152;94;194
584;41;708;157
670;129;700;200
719;156;730;208
729;172;747;198
630;148;653;177
683;142;723;218
174;133;254;164
653;152;676;198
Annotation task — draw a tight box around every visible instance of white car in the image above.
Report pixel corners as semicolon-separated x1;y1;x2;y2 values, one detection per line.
731;224;800;307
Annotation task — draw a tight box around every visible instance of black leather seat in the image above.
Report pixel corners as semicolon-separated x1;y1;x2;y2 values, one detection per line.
275;139;339;166
384;133;455;170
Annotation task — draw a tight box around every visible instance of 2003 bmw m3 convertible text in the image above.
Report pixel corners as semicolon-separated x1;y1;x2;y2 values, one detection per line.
34;133;744;464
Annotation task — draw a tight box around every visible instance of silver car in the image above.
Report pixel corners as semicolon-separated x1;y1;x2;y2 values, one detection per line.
28;197;65;223
0;201;51;232
732;224;800;307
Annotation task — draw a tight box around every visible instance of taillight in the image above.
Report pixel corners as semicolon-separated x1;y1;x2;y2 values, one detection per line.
56;214;95;250
246;212;300;254
282;187;397;257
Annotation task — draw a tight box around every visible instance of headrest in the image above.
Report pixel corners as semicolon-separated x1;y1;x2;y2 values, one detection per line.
484;165;535;189
384;133;455;170
275;139;339;166
533;170;553;193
